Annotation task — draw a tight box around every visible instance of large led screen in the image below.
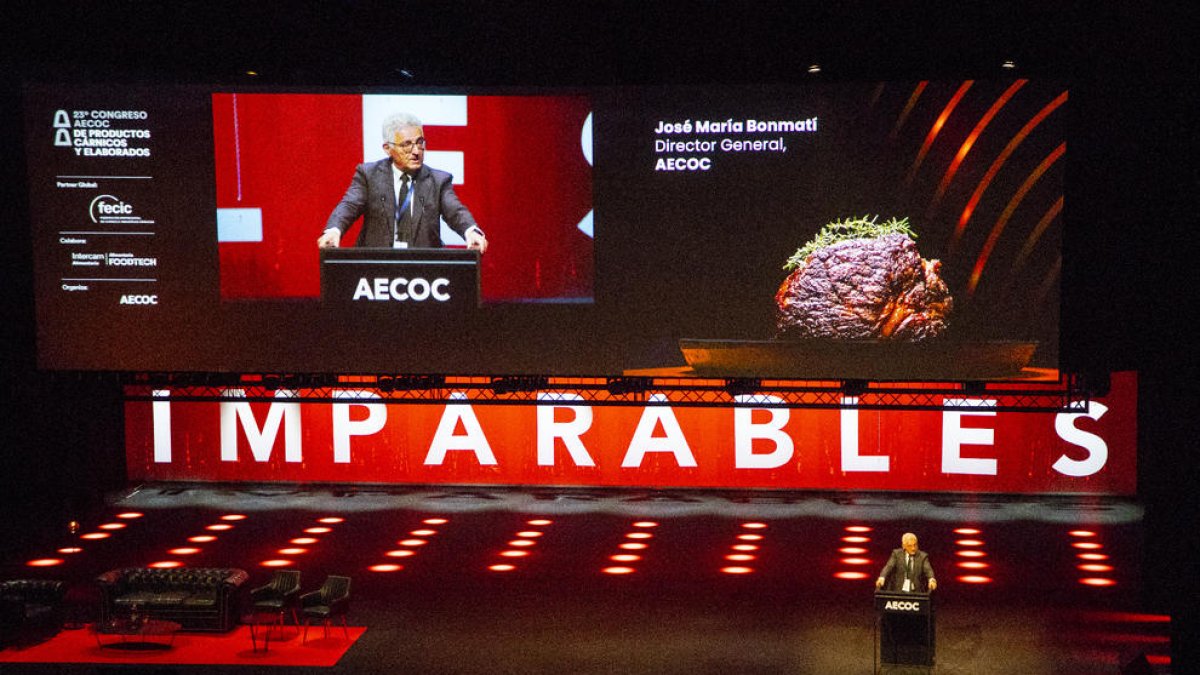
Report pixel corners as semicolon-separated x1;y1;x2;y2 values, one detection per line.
24;80;1064;378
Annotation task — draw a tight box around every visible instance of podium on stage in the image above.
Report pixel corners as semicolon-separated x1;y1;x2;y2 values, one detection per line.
320;248;480;310
874;590;935;669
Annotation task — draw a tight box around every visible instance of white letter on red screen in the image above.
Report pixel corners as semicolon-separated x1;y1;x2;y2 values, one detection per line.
536;393;595;467
733;395;793;469
331;390;387;464
1052;401;1109;477
425;392;497;466
622;394;697;468
942;398;998;475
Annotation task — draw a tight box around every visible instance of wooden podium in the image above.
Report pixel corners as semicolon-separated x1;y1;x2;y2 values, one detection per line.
320;248;480;310
874;591;935;670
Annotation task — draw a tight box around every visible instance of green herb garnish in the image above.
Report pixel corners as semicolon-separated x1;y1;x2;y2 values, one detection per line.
783;215;916;270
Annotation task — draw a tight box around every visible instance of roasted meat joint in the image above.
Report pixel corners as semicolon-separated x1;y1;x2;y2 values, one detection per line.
775;216;953;341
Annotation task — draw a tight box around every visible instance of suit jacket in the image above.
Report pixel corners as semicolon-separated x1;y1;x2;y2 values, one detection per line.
877;548;935;593
323;159;479;248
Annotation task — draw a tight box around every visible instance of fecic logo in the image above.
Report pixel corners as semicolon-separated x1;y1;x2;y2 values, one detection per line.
53;109;72;147
89;194;148;224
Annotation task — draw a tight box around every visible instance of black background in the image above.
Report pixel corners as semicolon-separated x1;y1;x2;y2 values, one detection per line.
1;1;1196;667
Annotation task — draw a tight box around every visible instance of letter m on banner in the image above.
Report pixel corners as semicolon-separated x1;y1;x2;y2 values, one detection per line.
220;390;302;462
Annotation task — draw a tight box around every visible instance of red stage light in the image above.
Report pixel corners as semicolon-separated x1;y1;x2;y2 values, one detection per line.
500;550;529;558
957;575;992;584
168;548;201;555
369;564;402;572
57;547;83;554
842;536;870;543
150;561;183;569
290;537;318;545
737;534;763;541
386;550;416;558
845;525;872;533
98;523;126;530
489;564;517;572
841;558;871;566
81;533;110;540
742;522;769;530
318;517;344;524
508;539;536;547
399;539;428;547
626;532;653;540
260;560;293;568
206;524;233;531
411;529;438;536
1078;563;1114;573
26;558;64;567
189;535;217;543
1078;553;1109;561
956;550;986;558
611;554;641;562
633;521;659;528
1072;542;1102;550
220;514;247;521
839;547;868;555
1080;577;1117;587
277;548;308;555
834;572;869;580
527;519;553;526
957;561;989;569
1068;529;1096;537
116;512;144;519
955;539;984;547
726;554;756;562
732;544;759;551
303;526;332;534
619;543;648;550
515;531;543;538
953;528;981;535
423;518;449;525
721;566;754;575
603;566;636;575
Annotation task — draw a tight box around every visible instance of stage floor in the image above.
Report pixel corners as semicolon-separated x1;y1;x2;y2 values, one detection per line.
1;485;1171;673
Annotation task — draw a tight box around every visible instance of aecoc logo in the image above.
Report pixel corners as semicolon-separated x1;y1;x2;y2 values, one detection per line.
353;277;451;302
120;294;158;305
883;600;921;612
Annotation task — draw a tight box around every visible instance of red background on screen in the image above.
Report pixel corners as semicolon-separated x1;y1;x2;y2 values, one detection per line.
213;93;593;301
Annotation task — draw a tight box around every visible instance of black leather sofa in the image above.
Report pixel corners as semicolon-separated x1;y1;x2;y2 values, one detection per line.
0;579;66;646
97;568;248;632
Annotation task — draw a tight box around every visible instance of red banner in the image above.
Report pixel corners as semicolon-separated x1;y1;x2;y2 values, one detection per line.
125;373;1136;495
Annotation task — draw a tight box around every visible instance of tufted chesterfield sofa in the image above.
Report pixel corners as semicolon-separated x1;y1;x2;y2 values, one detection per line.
0;579;66;645
97;568;248;632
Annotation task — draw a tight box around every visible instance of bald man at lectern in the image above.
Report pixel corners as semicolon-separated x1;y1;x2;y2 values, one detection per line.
318;112;488;252
876;532;937;593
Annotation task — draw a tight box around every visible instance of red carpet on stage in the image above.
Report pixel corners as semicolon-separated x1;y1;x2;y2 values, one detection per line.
0;625;365;667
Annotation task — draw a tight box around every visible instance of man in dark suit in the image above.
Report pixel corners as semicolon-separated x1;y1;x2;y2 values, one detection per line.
875;532;937;593
318;112;488;252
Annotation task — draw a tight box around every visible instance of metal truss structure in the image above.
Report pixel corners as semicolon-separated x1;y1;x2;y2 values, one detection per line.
122;372;1090;412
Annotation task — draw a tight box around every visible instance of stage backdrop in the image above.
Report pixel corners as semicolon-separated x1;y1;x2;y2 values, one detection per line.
124;372;1135;495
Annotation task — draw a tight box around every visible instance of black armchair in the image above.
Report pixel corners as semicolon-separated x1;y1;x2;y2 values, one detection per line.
248;570;301;628
0;579;66;646
299;575;351;641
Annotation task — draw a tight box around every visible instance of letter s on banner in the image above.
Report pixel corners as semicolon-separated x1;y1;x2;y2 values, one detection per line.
733;394;793;469
331;390;387;464
1052;402;1109;477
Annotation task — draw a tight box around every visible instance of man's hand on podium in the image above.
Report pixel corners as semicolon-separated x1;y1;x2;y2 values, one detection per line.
927;579;937;592
875;577;885;589
318;228;342;249
465;228;488;253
